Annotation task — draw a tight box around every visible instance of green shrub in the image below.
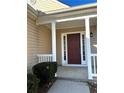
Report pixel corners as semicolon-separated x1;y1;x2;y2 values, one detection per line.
32;62;57;86
27;73;40;93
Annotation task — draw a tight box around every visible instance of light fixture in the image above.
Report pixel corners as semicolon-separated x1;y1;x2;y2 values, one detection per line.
90;32;93;37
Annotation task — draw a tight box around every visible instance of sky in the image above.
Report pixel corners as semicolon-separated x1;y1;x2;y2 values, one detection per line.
58;0;97;7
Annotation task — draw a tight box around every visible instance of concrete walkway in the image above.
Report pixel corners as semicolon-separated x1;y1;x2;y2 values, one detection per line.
56;66;88;80
48;79;90;93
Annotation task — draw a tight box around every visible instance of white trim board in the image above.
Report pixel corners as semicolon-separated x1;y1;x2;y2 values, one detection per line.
56;15;97;22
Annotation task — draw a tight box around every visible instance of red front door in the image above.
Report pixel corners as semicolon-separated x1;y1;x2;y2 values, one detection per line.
67;33;81;64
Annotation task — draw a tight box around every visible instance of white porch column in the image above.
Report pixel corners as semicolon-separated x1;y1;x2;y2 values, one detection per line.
85;18;92;79
51;21;56;62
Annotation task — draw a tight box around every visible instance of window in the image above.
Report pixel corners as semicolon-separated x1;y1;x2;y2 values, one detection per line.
82;34;85;61
63;36;66;60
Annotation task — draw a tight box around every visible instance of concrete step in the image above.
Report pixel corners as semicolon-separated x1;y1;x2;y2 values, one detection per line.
57;77;89;82
48;79;90;93
56;66;88;80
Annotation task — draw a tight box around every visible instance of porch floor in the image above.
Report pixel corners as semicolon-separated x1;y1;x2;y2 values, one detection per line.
48;79;90;93
56;66;88;80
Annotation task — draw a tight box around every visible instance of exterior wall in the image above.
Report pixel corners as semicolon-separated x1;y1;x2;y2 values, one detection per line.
56;26;97;65
37;26;51;54
27;16;51;73
27;13;97;69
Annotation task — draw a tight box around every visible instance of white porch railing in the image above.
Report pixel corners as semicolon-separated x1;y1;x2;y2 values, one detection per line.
37;54;52;63
91;53;97;77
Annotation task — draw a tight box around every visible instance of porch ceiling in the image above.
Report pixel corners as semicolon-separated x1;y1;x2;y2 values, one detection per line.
36;6;97;25
44;17;97;29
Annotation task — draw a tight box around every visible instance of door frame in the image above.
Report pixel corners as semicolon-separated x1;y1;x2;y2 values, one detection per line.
61;31;87;67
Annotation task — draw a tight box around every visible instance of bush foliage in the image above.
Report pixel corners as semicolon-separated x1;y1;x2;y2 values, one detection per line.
32;62;57;86
27;73;40;93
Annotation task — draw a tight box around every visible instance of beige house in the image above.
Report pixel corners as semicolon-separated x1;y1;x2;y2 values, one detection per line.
27;1;97;80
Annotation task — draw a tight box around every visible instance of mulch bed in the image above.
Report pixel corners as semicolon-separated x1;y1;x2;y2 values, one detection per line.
37;78;57;93
87;80;97;93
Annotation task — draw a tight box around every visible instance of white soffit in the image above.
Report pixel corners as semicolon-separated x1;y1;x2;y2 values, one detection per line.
47;3;97;14
27;0;70;14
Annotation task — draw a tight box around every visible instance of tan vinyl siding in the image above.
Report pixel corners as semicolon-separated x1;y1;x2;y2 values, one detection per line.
37;26;51;54
56;26;97;65
27;16;51;73
27;17;38;72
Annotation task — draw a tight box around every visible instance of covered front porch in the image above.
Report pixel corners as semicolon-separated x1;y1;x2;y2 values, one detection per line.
36;14;97;80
